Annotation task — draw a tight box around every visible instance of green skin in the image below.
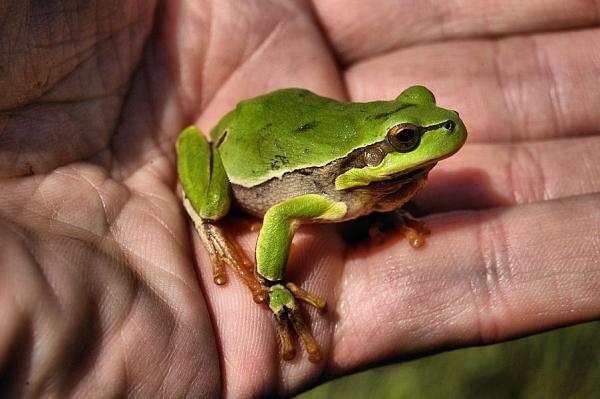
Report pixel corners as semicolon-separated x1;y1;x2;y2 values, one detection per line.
177;86;467;316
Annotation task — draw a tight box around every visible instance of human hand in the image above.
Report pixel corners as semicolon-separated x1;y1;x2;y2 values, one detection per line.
1;1;599;397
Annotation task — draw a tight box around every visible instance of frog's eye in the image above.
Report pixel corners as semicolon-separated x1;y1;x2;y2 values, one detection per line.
387;123;420;152
443;120;455;131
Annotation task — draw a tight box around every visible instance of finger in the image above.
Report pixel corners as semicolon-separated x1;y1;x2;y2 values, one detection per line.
167;0;345;132
345;27;600;143
415;135;600;213
191;219;344;395
331;193;600;373
313;0;600;62
115;0;342;179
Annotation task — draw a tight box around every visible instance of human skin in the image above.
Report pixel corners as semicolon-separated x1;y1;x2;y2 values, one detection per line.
1;0;599;397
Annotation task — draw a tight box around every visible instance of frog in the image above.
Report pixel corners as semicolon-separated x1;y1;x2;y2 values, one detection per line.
176;85;467;363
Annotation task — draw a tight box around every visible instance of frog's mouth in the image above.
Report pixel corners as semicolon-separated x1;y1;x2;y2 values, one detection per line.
386;162;436;182
364;163;435;193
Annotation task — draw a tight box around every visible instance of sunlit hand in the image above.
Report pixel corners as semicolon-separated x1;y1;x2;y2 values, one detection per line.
1;1;598;397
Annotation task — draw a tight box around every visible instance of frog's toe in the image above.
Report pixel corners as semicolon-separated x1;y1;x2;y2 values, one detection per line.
394;209;430;248
401;226;428;248
285;282;326;314
212;258;228;285
289;310;321;363
274;315;296;361
268;284;323;363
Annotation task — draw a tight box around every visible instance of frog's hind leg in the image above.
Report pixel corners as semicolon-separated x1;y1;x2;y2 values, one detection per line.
183;198;267;303
177;126;267;303
257;194;347;362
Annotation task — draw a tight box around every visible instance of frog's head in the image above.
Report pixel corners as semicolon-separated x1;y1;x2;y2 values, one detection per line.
335;85;467;190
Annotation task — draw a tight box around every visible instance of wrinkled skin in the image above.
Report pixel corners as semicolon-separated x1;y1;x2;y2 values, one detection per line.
1;1;600;397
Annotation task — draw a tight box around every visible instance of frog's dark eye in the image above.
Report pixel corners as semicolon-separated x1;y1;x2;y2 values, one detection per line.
387;123;420;152
444;120;455;131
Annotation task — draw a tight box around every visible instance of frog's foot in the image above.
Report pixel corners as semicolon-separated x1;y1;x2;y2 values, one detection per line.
394;209;430;248
401;224;429;248
191;218;267;304
268;283;326;363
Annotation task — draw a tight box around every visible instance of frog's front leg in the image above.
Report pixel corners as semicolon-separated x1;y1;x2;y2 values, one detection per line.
257;194;347;362
177;127;267;302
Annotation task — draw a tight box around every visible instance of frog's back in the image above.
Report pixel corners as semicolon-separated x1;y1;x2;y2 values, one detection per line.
210;88;402;187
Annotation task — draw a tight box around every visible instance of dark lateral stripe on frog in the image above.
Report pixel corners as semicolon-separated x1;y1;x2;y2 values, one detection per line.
230;140;391;217
273;140;391;178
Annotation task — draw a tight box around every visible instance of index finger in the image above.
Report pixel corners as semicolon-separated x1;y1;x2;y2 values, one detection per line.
313;0;600;63
345;27;600;143
329;193;600;373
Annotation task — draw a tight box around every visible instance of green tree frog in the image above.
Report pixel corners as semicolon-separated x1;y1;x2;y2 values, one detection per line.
176;86;467;363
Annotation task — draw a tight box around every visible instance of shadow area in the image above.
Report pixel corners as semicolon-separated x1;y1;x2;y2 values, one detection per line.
338;167;511;247
0;318;33;398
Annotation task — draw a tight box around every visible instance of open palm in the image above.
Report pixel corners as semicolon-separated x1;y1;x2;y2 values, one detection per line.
1;1;599;397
